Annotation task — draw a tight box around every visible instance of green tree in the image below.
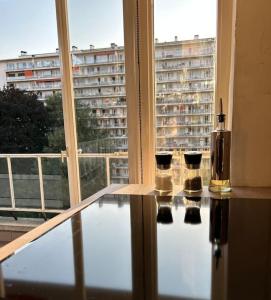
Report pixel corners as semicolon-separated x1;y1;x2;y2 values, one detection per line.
45;93;113;153
0;86;49;153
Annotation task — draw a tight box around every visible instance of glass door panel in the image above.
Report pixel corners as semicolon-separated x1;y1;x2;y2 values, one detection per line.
68;0;129;199
0;0;70;211
154;0;217;186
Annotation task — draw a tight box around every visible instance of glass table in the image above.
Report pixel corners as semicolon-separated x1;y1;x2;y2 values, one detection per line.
0;194;270;300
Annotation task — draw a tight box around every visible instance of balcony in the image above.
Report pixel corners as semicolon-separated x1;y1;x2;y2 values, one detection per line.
74;70;125;77
0;153;128;214
156;62;214;72
74;80;125;88
156;122;213;127
73;58;125;67
157;143;210;150
95;124;127;129
6;74;61;82
156;75;214;83
6;62;60;72
155;49;214;60
87;101;127;109
91;113;127;119
156;98;213;105
156;86;214;94
75;92;126;99
31;83;62;91
156;109;212;116
157;133;210;138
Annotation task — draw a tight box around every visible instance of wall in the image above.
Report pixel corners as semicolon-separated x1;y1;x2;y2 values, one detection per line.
230;0;271;186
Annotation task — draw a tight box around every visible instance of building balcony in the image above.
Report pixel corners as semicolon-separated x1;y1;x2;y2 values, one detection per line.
74;80;125;88
0;152;129;214
155;50;214;61
156;122;213;127
73;70;125;77
95;124;127;129
91;113;127;119
156;76;214;83
156;86;214;94
157;133;210;138
86;101;127;109
75;92;126;99
31;84;62;91
73;59;125;67
156;63;214;72
156;110;212;116
6;74;61;82
156;99;213;105
6;63;60;72
157;143;210;150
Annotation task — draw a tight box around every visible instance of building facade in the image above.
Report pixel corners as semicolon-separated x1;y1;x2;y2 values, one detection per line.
0;37;215;183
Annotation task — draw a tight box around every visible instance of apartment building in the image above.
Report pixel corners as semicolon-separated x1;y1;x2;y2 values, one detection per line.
0;36;215;151
0;37;215;183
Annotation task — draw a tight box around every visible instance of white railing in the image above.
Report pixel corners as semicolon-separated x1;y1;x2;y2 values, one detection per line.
0;151;210;214
0;152;128;214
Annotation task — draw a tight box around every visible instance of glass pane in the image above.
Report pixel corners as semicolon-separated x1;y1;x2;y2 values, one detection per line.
42;158;70;210
68;0;129;199
79;157;107;200
154;0;216;184
0;0;71;211
110;158;129;184
0;158;11;207
157;198;211;299
12;158;40;208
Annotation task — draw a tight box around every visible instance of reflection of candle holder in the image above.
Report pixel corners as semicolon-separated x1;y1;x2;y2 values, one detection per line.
209;198;229;268
156;196;173;224
183;196;202;225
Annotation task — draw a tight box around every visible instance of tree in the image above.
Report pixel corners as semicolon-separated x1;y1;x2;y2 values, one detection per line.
0;86;49;153
45;93;113;153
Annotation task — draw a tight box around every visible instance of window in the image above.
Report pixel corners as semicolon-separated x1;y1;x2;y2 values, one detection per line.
154;0;216;186
68;0;129;198
0;0;69;210
0;0;218;211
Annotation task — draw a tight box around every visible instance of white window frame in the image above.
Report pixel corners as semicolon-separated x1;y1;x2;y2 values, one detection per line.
55;0;156;206
123;0;156;185
55;0;227;205
55;0;81;205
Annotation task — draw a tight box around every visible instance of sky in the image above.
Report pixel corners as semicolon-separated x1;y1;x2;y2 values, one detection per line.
0;0;216;59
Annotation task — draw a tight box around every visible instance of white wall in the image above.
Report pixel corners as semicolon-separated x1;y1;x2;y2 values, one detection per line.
230;0;271;186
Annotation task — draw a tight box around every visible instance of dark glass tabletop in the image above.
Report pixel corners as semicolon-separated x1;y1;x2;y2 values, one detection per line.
0;194;270;300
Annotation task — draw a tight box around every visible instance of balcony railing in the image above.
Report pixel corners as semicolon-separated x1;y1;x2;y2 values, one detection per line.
74;70;125;77
156;122;213;127
156;63;213;71
156;110;212;116
0;153;128;214
156;98;213;105
157;133;210;138
74;80;125;88
0;151;212;214
155;48;214;60
156;76;214;83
